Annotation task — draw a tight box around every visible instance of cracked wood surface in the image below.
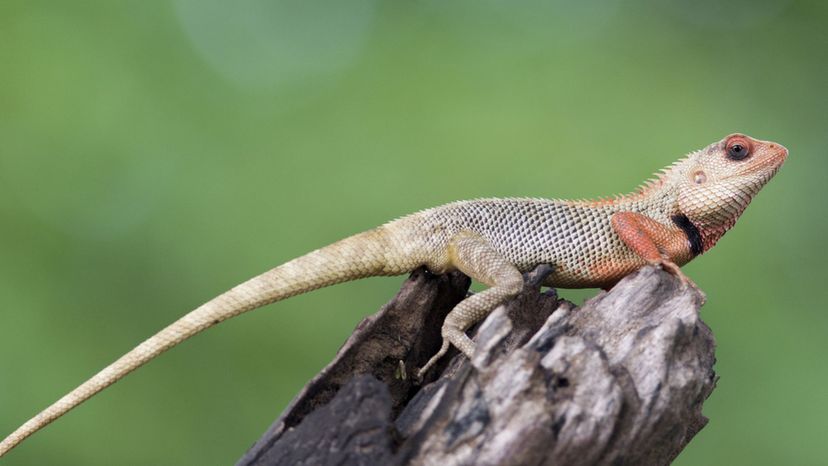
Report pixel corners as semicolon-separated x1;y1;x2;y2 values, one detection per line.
238;266;716;466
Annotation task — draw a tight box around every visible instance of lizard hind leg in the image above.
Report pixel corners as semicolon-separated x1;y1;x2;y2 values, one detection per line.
416;232;523;380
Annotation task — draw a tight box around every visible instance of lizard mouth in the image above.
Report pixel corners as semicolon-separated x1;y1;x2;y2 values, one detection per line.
737;143;787;180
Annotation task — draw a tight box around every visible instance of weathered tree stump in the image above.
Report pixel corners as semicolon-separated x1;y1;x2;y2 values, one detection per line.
238;265;716;466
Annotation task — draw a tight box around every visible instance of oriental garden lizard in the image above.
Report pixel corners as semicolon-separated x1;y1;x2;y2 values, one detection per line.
0;133;787;458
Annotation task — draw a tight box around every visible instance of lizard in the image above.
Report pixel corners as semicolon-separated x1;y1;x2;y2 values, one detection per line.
0;133;787;458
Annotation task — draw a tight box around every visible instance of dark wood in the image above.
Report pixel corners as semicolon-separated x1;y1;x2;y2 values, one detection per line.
238;266;716;466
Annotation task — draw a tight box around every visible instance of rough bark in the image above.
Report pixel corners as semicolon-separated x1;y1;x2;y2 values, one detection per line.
238;266;717;466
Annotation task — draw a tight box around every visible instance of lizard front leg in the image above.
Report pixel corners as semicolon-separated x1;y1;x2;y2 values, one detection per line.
610;211;696;289
416;232;523;380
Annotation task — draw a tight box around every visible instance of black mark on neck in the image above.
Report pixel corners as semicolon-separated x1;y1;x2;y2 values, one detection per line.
672;214;703;256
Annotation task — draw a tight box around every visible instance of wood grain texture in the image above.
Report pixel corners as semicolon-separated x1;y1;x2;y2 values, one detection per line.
239;265;716;466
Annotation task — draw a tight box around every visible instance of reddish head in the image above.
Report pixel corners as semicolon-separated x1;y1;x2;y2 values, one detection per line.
676;133;788;251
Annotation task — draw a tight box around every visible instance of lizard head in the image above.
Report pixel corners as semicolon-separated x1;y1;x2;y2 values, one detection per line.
677;133;787;251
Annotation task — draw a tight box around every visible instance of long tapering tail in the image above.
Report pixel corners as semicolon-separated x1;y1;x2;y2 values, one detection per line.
0;227;406;457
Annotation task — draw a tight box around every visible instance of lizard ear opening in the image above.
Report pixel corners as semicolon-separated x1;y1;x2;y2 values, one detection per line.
692;170;706;185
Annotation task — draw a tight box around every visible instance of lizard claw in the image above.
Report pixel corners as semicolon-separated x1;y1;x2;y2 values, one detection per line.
652;259;698;290
415;341;450;383
650;259;706;304
523;263;555;288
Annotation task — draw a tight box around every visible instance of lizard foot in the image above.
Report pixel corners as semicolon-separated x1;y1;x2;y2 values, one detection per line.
415;341;449;383
652;259;690;285
652;259;705;302
523;263;555;288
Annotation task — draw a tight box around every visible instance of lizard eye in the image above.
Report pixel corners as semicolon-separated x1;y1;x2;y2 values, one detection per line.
726;137;752;160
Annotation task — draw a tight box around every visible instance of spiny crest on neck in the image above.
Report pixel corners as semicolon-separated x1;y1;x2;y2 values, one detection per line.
570;150;697;207
632;151;696;197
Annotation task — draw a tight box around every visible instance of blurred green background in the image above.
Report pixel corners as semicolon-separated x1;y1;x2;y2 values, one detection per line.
1;1;826;465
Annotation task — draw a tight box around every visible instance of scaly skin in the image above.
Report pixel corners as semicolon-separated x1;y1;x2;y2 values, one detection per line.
0;133;787;458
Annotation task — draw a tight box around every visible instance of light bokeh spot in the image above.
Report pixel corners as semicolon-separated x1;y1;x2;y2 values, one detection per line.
174;0;377;91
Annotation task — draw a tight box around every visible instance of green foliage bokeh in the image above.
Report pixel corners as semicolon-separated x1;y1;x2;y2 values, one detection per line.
1;1;826;465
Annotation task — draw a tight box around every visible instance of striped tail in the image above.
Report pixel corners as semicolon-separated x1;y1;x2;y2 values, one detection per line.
0;227;404;457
